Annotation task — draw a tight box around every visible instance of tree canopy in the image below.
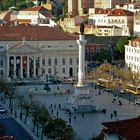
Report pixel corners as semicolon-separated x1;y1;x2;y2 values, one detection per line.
96;49;112;62
115;36;136;53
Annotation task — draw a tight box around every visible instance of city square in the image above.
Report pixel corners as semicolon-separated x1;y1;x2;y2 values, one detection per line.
13;83;140;140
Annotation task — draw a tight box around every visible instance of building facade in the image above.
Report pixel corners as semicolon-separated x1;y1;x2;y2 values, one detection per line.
125;38;140;72
88;9;134;35
94;0;130;9
0;26;79;81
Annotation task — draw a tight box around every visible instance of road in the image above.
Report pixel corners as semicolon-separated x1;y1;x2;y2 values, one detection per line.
0;112;34;140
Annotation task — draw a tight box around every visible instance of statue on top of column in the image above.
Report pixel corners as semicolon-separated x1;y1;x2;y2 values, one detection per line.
80;22;85;35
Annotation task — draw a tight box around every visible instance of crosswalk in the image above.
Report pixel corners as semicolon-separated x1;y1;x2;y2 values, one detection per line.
0;113;11;119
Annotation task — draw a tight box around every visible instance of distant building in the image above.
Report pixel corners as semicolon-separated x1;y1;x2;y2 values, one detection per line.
134;11;140;37
125;38;140;72
94;0;130;9
16;6;57;27
88;8;133;35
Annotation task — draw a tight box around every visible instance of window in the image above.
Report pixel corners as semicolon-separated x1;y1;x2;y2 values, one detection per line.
69;45;73;47
62;68;65;73
42;68;45;74
48;68;51;74
48;45;52;48
48;58;51;66
62;58;65;65
69;58;73;65
42;58;45;66
54;58;57;65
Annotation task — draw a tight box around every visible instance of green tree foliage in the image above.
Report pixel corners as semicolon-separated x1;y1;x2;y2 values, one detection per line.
0;0;34;11
96;49;112;62
115;36;136;53
45;118;75;140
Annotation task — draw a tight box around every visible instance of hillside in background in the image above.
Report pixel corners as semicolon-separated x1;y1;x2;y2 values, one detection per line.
0;0;34;11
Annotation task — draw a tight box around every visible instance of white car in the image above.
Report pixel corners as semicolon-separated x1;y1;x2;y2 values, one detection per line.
0;107;6;113
135;99;140;105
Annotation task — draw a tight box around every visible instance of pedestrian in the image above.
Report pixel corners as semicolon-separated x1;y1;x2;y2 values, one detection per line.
74;108;76;113
56;111;59;117
58;104;61;109
110;113;113;119
51;109;53;115
69;111;71;117
15;111;17;118
113;111;117;117
20;112;22;120
74;116;76;121
69;117;71;123
82;113;84;118
54;103;56;109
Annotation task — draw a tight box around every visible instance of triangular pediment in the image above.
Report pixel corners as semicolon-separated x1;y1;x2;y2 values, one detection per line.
7;43;41;55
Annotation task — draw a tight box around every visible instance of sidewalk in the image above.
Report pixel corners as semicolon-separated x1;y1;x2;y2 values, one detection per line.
1;98;44;140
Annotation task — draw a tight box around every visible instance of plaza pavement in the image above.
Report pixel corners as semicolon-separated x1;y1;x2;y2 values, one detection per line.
12;84;140;140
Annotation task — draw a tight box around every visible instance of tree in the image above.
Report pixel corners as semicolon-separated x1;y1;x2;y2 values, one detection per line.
96;49;112;62
115;36;136;53
22;100;32;124
30;101;41;135
44;118;75;140
38;105;50;139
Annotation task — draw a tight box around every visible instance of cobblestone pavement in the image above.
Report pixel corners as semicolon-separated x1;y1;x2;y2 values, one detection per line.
3;83;140;140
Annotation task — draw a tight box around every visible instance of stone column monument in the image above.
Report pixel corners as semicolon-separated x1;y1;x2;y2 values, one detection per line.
65;23;97;113
75;23;89;94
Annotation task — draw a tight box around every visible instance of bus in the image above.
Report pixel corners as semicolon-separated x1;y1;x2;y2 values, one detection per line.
125;84;140;95
97;78;113;89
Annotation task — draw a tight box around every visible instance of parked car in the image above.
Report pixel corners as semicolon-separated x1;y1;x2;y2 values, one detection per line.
0;107;6;113
135;99;140;105
120;90;127;94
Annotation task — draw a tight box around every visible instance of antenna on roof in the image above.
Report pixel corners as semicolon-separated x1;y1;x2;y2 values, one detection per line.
22;37;26;44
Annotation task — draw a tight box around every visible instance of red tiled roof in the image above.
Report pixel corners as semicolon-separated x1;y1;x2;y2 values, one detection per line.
0;26;77;41
102;117;140;140
96;9;133;16
108;9;133;16
131;38;140;42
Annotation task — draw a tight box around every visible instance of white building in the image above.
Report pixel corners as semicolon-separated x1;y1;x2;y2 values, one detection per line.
17;6;57;27
0;26;79;80
88;9;133;35
125;38;140;72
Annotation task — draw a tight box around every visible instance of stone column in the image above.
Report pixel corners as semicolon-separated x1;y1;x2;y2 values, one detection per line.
7;55;9;79
77;35;87;87
20;56;23;79
27;56;30;78
39;56;42;77
33;57;36;78
13;56;17;79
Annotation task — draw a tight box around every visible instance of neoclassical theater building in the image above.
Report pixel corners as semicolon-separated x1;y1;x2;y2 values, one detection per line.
0;26;79;80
